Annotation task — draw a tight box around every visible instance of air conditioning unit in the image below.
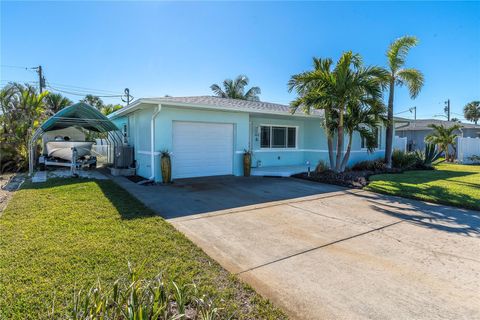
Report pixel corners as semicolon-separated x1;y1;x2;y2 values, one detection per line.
114;146;134;168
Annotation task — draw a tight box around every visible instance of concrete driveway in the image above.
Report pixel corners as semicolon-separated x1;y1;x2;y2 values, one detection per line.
114;176;480;319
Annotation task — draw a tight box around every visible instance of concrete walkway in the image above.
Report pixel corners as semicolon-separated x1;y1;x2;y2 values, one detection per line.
113;175;480;319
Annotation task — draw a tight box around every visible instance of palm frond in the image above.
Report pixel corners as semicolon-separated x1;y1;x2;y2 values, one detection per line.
396;68;424;98
386;36;419;71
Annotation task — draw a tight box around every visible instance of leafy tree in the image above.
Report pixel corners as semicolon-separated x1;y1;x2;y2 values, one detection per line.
425;123;462;162
101;104;123;116
80;94;123;115
0;83;48;172
45;92;73;115
463;101;480;124
450;117;461;123
210;75;261;101
384;36;424;167
289;52;388;172
81;94;104;110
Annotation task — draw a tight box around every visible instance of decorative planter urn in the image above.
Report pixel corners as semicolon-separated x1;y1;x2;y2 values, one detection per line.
243;152;251;177
160;152;172;183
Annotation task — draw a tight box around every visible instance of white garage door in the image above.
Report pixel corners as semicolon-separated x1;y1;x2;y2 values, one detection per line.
172;121;234;179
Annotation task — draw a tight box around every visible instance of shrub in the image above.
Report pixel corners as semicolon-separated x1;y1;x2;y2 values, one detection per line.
351;158;386;171
315;160;329;173
414;143;441;168
391;150;418;169
468;155;480;164
67;262;225;320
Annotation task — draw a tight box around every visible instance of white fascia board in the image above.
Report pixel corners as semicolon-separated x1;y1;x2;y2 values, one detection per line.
109;98;324;119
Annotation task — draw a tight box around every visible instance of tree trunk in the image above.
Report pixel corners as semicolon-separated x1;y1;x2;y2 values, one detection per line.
340;132;353;172
324;111;335;170
384;79;395;168
327;135;335;170
335;107;345;172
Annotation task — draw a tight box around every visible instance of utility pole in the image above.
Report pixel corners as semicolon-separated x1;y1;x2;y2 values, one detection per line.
444;99;450;121
33;65;46;93
124;88;132;105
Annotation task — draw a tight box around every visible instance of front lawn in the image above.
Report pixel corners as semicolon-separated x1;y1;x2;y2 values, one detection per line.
0;179;285;319
366;162;480;211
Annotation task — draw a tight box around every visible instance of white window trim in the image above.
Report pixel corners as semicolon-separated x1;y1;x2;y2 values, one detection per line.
259;124;299;150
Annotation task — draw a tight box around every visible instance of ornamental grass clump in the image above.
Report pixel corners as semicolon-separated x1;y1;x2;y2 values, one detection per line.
68;262;226;320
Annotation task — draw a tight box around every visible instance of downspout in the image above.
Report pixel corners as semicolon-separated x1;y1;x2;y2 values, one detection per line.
150;104;162;180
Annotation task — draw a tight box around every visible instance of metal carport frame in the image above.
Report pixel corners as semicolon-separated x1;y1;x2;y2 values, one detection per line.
28;102;124;175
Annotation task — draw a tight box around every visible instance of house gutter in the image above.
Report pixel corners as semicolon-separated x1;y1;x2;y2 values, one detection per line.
150;104;162;180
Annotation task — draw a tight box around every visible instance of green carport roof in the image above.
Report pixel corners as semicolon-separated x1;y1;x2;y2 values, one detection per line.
40;102;119;132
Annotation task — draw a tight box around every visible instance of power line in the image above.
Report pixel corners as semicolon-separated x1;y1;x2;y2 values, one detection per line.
47;84;124;98
0;64;30;69
46;82;122;95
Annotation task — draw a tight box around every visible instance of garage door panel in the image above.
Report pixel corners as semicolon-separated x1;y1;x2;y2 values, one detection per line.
172;122;234;179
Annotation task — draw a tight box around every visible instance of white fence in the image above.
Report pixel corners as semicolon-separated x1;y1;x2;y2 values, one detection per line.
457;137;480;164
393;136;407;152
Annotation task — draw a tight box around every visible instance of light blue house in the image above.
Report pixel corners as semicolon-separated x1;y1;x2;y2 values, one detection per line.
109;96;386;181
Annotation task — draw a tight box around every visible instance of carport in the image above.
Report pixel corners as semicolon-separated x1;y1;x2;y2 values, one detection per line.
28;102;124;175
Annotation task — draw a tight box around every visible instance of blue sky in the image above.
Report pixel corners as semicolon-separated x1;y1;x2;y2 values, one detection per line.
1;1;479;121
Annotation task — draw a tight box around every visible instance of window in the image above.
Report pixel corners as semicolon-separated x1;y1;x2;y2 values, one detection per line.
260;125;297;148
260;126;270;148
361;127;380;149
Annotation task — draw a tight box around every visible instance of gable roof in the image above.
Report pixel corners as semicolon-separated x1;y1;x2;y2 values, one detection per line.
109;96;323;119
395;118;480;131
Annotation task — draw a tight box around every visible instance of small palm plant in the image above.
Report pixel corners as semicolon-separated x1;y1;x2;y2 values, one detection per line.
425;124;462;162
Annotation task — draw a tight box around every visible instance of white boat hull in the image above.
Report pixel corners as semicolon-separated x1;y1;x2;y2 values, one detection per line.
46;141;94;161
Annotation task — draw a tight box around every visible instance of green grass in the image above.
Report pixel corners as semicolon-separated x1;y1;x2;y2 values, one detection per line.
0;179;286;319
366;162;480;211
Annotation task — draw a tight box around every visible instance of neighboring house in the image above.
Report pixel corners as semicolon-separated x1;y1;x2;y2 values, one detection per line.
396;118;480;152
108;96;387;181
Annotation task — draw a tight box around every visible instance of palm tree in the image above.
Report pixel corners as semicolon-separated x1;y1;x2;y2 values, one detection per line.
425;124;462;162
340;99;387;171
463;101;480;124
81;94;104;110
101;104;123;116
289;52;388;172
384;36;424;167
45;92;73;115
289;58;336;168
210;75;261;101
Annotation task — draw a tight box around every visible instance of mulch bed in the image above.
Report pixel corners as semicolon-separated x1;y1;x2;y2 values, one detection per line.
126;175;149;183
293;168;403;189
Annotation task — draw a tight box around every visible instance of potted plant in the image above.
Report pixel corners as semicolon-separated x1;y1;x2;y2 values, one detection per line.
243;149;252;177
160;150;172;183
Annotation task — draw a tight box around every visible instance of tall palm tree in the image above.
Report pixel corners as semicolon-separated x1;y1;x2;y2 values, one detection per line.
210;75;261;101
425;123;462;162
45;92;73;115
384;36;424;167
289;52;388;172
463;101;480;124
